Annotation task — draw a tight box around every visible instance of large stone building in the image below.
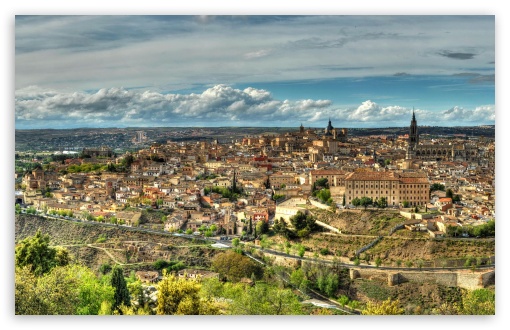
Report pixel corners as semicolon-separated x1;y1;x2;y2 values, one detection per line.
344;169;429;207
406;111;478;162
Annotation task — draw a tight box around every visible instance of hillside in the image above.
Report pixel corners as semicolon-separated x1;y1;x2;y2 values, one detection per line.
15;215;221;274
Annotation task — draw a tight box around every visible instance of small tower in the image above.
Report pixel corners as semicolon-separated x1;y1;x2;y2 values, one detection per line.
299;123;305;134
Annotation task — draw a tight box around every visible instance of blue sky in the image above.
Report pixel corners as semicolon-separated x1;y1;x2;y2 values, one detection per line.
14;15;495;129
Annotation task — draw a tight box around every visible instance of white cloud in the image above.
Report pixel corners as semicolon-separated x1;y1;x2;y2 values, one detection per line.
15;86;495;129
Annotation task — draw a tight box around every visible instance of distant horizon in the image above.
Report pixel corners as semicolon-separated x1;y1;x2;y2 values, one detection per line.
14;123;495;131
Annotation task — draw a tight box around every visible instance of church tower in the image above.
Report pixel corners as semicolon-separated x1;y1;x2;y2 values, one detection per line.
406;109;419;160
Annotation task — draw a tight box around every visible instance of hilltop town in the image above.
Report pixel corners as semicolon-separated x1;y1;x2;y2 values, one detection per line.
15;114;495;241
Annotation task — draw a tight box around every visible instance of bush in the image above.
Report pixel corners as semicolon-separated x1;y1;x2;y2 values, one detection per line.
320;248;330;256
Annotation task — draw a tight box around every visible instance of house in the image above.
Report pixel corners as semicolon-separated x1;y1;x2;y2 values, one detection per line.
177;269;219;281
435;197;453;212
135;270;159;283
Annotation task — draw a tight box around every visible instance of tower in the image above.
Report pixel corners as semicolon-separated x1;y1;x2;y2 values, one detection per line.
407;108;418;160
325;118;334;136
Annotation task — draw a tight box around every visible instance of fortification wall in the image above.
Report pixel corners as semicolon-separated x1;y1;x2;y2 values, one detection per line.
348;267;493;290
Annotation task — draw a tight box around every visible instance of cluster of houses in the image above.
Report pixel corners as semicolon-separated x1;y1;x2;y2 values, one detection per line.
17;121;495;238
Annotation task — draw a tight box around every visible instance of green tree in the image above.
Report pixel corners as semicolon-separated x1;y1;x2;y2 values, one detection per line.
290;268;306;288
352;197;361;208
430;183;445;191
256;220;269;235
15;229;62;276
446;188;454;199
362;298;404;315
459;288;495;315
232;237;240;247
156;272;218;315
290;211;316;233
315;178;329;189
211;250;263;282
360;197;373;210
297;244;306;258
15;264;114;315
376;197;388;208
219;282;304;315
338;295;350;307
110;266;131;313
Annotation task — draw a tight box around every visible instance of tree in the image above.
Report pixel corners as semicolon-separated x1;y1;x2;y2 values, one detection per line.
15;229;61;276
290;211;316;233
430;183;445;191
256;220;269;235
376;197;388;208
362;298;404;315
446;188;454;199
290;268;306;288
220;282;304;315
156;272;218;315
315;178;329;189
232;238;240;247
402;200;410;208
272;217;290;238
360;196;373;210
297;244;306;258
110;266;131;313
352;197;361;208
375;257;382;268
459;288;495;315
15;264;114;315
211;250;263;282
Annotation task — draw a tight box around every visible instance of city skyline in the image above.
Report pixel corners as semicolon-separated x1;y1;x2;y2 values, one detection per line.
15;15;495;129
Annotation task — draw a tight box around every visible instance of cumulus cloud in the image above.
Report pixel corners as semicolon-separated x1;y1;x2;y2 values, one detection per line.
15;85;332;128
14;86;495;129
440;105;495;123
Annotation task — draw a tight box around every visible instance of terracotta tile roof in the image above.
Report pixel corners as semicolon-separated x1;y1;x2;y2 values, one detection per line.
345;171;398;181
311;169;347;175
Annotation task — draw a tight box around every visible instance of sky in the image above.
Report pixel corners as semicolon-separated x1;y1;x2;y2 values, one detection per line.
14;14;495;129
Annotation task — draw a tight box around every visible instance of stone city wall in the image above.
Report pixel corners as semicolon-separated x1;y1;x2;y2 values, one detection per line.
349;267;494;290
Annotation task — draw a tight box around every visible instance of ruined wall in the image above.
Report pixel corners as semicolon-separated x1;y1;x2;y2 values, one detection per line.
348;267;494;290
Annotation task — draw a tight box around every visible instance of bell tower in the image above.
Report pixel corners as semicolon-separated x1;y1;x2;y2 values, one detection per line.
407;108;419;160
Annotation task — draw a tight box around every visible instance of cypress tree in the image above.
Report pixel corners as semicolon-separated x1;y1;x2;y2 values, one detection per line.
110;266;131;313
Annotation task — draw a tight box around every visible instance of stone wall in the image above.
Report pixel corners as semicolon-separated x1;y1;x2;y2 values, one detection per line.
309;199;330;210
349;267;494;290
315;220;341;234
400;211;434;220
